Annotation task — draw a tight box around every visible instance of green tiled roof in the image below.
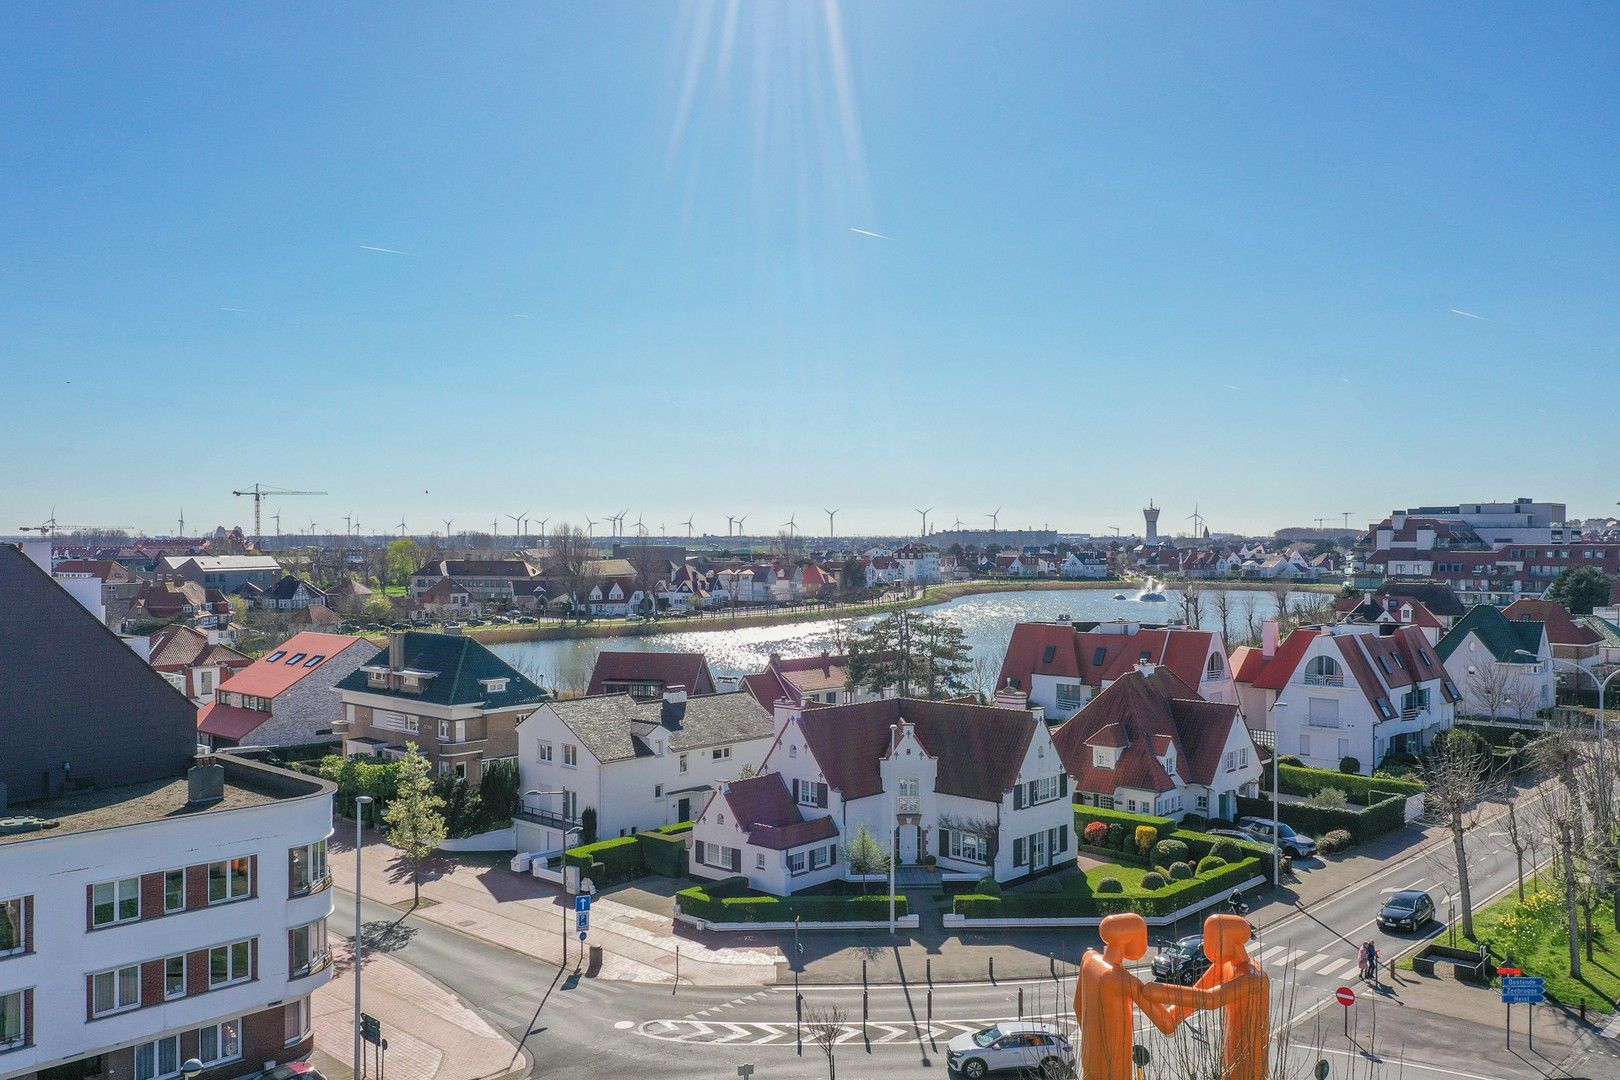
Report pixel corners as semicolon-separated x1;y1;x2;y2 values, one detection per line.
1436;605;1545;664
1580;615;1620;647
335;631;548;708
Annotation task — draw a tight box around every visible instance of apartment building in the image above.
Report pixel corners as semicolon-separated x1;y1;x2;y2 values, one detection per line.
1;544;336;1080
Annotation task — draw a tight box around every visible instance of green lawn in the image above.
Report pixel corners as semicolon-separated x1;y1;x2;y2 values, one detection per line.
1459;888;1620;1012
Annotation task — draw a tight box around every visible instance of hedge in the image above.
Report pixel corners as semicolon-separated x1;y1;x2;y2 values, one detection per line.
1074;805;1176;833
1262;763;1423;805
653;820;694;835
564;836;644;886
677;884;908;923
1236;793;1404;844
954;858;1261;919
635;830;687;877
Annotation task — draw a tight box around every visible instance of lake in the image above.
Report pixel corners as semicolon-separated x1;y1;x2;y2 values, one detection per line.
488;585;1322;693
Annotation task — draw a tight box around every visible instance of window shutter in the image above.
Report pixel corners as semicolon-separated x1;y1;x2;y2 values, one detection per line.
1013;837;1025;867
1058;824;1069;853
939;828;951;854
1058;773;1069;796
1013;785;1025;811
730;848;741;873
817;783;828;808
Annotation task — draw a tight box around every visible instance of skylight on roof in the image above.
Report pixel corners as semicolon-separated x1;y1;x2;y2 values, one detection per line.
1092;647;1107;666
304;654;325;667
287;652;307;665
1041;645;1057;664
266;651;286;662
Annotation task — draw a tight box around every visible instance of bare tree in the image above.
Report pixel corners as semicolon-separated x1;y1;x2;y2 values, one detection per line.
1423;734;1492;940
1467;660;1529;721
1211;587;1234;645
627;537;665;620
1504;792;1530;902
1269;578;1291;621
803;1004;847;1080
548;524;596;625
1240;591;1260;646
1177;579;1204;629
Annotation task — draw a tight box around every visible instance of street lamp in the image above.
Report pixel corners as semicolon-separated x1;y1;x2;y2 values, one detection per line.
1252;702;1288;884
352;794;374;1080
181;1060;203;1080
1516;650;1618;824
523;789;583;966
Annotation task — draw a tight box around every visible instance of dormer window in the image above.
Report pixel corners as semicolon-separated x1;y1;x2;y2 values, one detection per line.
480;677;509;694
367;671;389;688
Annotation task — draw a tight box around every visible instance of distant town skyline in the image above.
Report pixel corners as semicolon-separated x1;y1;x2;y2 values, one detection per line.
4;6;1617;533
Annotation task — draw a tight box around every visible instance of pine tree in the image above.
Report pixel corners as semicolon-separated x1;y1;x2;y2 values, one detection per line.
383;745;447;908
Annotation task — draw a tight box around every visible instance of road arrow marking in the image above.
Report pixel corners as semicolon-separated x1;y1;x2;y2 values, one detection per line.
713;1023;752;1043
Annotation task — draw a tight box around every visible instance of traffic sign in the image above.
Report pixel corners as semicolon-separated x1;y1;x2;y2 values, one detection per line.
575;892;591;933
361;1013;382;1046
1501;976;1545;1004
579;930;587;941
576;894;592;913
1497;966;1523;976
1334;986;1356;1007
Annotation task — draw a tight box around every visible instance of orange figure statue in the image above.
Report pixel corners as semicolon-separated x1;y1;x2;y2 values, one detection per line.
1164;914;1270;1080
1073;913;1179;1080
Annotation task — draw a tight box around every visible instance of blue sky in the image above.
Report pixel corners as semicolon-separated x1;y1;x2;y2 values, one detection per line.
4;3;1617;539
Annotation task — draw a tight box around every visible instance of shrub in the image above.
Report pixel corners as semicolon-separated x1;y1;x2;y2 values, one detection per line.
1104;823;1125;850
1280;755;1304;766
654;820;694;835
1141;872;1166;890
579;806;598;845
975;876;1002;896
1303;787;1349;810
1339;756;1361;775
1134;825;1158;856
1196;855;1226;874
1152;839;1189;867
1083;821;1110;848
1168;861;1193;881
1035;875;1064;894
1211;840;1241;862
1095;877;1124;894
564;835;644;885
1320;829;1354;854
634;829;687;877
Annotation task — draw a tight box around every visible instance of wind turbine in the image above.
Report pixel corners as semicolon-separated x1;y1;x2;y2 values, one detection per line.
915;507;932;537
397;517;408;537
534;516;550;541
634;514;647;538
617;509;629;537
781;514;797;539
735;515;747;538
441;518;454;541
1186;504;1206;537
725;515;736;538
507;512;527;538
177;509;185;538
352;518;362;540
491;516;500;538
585;515;598;539
952;516;965;530
988;507;1002;531
343;512;353;538
683;515;695;538
824;508;839;537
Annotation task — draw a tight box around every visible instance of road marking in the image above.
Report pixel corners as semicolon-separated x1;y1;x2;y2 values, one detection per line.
1259;945;1287;963
614;1020;635;1030
1275;949;1306;969
1315;957;1353;977
1317;1047;1504;1080
713;1023;752;1043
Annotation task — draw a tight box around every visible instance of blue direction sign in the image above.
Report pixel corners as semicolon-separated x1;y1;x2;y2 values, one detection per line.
1501;976;1545;1004
575;893;591;933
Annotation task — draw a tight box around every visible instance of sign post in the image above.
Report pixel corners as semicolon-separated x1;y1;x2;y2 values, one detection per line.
1500;975;1545;1049
1334;985;1355;1037
576;892;591;945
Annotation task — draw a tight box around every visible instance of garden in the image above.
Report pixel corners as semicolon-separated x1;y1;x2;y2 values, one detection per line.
676;876;908;924
1242;760;1426;844
313;753;521;839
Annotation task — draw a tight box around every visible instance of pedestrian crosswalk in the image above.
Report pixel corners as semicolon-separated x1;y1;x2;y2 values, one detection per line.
639;1017;1004;1047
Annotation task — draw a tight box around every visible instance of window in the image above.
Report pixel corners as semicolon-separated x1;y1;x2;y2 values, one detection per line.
809;845;835;870
712;746;732;761
266;650;286;662
794;779;825;807
0;897;24;955
788;851;807;874
537;741;553;762
208;858;252;903
164;955;186;1000
480;677;508;694
788;744;797;758
92;964;140;1015
1041;644;1057;664
196;1018;243;1066
290;920;328;975
563;744;578;768
1376;699;1396;720
899;777;921;813
755;852;766;870
290;840;329;895
438;719;450;739
1205;653;1225;679
1092;747;1111;768
1055;682;1085;710
91;877;140;927
376;710;418;733
304;654;325;667
1224;751;1236;772
1303;656;1343;687
161;869;185;913
678;753;689;774
1299;734;1311;756
284;997;311;1046
947;829;987;864
134;1034;180;1080
0;989;23;1050
1092;647;1108;667
286;652;307;666
209;939;252;987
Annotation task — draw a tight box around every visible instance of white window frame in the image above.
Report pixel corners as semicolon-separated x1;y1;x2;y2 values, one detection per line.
679;753;689;774
290;920;329;976
563;744;578;768
712;746;731;761
208;939;253;988
92;963;141;1016
290;839;329;895
91;876;141;927
0;896;24;956
134;1033;181;1080
196;1017;243;1067
787;851;807;875
207;857;252;904
537;741;553;763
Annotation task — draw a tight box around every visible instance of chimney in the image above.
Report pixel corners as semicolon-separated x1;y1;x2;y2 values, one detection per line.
819;650;831;675
206;627;220;645
1136;660;1156;677
994;680;1027;712
661;685;688;727
1262;619;1279;658
187;759;225;806
388;630;406;671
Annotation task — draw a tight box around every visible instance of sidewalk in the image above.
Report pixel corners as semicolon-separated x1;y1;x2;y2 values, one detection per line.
311;941;522;1080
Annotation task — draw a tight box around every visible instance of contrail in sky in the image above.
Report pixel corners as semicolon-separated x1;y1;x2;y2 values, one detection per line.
361;245;415;255
849;227;893;240
219;307;251;313
1450;308;1490;320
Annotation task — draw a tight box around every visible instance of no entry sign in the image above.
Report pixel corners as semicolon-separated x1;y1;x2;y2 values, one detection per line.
1335;986;1356;1007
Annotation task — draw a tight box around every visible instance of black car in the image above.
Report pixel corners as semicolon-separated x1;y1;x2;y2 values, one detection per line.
1377;889;1435;932
1151;934;1211;985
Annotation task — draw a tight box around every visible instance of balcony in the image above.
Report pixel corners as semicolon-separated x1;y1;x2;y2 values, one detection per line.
516;807;580;831
1303;673;1344;688
897;796;921;814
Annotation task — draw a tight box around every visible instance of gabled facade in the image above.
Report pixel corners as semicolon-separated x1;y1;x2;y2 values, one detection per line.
585;650;717;699
262;575;326;612
514;687;774;851
407;559;543;601
147;624;252;704
741;651;888;709
1052;665;1262;821
691;698;1073;895
160;555;282;593
997;619;1236;722
333;631;548;782
200;632;372;749
1502;598;1605;671
1230;621;1460;773
1436;605;1555;720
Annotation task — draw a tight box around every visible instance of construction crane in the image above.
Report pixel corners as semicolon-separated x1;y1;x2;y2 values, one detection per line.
18;519;134;537
231;484;327;546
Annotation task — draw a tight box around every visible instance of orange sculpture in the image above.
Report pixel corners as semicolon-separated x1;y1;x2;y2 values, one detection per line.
1074;912;1270;1080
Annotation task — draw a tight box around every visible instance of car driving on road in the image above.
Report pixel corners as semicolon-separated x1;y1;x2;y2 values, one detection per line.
947;1021;1075;1079
1377;889;1436;932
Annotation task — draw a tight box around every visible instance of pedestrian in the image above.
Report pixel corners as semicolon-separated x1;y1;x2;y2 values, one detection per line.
1227;889;1247;916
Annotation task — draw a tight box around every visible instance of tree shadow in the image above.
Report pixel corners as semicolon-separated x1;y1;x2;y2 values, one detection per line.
330;917;420;975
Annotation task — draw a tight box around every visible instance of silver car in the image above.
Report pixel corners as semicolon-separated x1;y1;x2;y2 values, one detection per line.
947;1021;1075;1079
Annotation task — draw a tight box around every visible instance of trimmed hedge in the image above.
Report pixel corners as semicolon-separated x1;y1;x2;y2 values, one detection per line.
564;836;644;886
635;829;687;877
653;820;694;835
1236;793;1404;844
1263;763;1422;805
955;857;1262;919
677;884;908;923
1074;805;1176;832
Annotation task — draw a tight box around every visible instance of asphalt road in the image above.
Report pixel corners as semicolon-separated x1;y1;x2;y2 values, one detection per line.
332;787;1607;1080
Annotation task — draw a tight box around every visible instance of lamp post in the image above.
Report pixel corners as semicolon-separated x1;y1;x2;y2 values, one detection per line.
522;788;580;967
353;794;373;1080
1517;650;1617;825
181;1059;203;1080
1257;702;1288;884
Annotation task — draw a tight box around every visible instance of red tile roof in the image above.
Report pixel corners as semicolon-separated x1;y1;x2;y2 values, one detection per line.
998;622;1220;695
722;774;840;850
1231;629;1320;691
741;671;793;710
796;698;1036;803
1503;599;1603;647
218;631;366;698
771;653;852;694
197;701;269;741
586;651;717;697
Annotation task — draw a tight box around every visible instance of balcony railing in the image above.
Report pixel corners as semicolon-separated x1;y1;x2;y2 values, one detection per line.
515;807;580;831
1303;673;1344;687
897;796;921;814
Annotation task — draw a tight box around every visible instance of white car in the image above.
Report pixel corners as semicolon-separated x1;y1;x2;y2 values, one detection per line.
947;1021;1075;1079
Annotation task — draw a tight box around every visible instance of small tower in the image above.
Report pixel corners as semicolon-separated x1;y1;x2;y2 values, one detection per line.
1143;501;1161;543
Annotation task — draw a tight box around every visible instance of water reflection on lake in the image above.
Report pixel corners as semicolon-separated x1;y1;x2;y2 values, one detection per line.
488;586;1319;692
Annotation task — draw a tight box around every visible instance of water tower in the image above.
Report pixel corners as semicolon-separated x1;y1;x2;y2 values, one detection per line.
1142;501;1160;542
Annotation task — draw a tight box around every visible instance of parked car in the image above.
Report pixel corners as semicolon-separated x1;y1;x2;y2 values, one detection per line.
947;1022;1075;1079
1377;889;1435;932
1236;817;1318;857
1152;934;1211;985
516;616;538;624
255;1064;325;1080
